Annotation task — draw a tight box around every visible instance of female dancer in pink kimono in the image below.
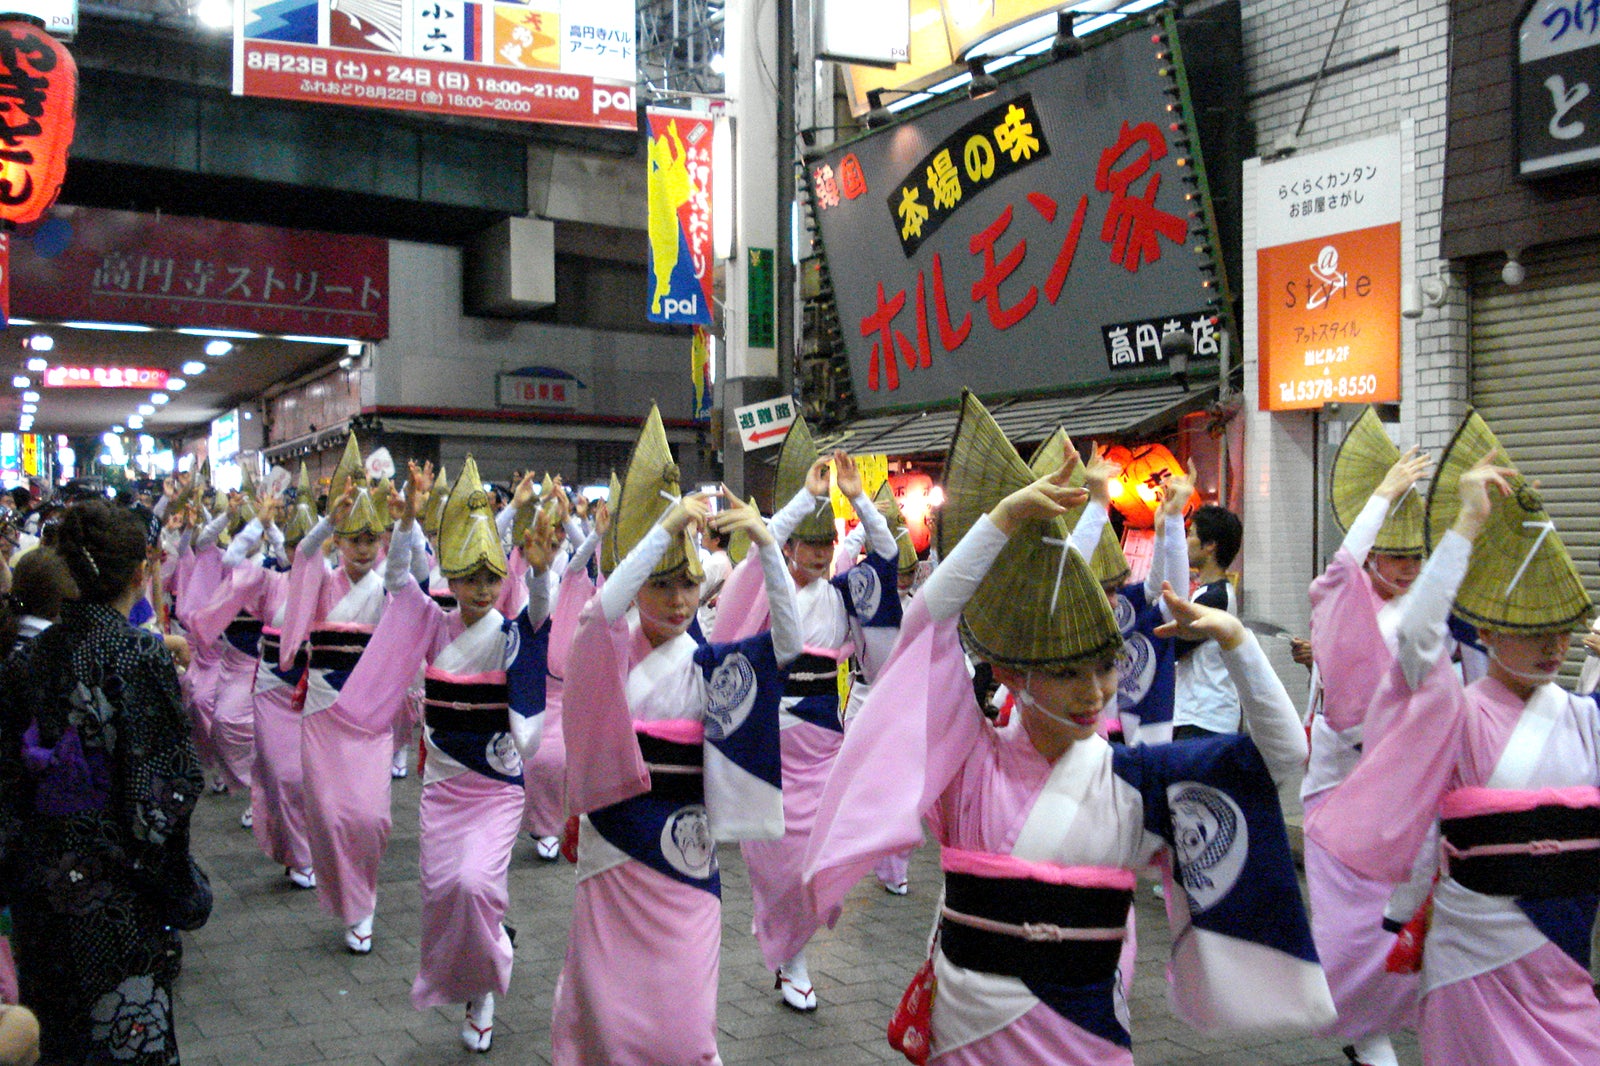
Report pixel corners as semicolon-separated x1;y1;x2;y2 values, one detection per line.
347;461;550;1051
1306;429;1600;1066
716;438;901;1011
551;418;802;1066
174;500;231;792
805;395;1333;1065
191;489;319;888
278;440;427;954
1302;426;1435;1066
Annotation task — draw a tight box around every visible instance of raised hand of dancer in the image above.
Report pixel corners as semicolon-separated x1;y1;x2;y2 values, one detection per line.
1159;461;1197;521
330;481;359;528
522;509;556;575
709;488;773;547
403;460;435;525
1454;450;1517;541
255;491;279;529
593;499;611;537
512;470;538;511
805;456;832;498
1376;445;1432;501
834;451;862;498
1155;581;1245;651
1083;442;1121;506
662;492;712;537
990;452;1087;535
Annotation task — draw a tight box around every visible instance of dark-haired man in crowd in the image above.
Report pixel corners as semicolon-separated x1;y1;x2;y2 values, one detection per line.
1172;503;1244;739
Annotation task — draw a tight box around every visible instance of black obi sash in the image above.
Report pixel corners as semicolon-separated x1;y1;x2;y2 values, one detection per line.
1441;803;1600;898
785;652;838;699
225;614;263;656
308;627;373;672
638;732;704;803
939;869;1133;983
422;674;510;734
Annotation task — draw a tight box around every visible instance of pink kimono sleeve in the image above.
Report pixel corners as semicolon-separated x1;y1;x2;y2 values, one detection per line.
709;555;768;643
497;548;529;618
548;559;595;681
175;546;224;633
562;594;651;815
1303;653;1465;883
804;596;983;926
329;579;443;733
1309;549;1389;731
187;563;270;648
278;542;331;671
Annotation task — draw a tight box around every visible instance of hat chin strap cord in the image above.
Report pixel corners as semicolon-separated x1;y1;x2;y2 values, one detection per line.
1487;647;1560;687
1014;673;1095;729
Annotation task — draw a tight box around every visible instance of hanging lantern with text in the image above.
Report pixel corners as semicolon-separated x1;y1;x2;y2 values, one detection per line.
1105;442;1194;529
0;19;77;227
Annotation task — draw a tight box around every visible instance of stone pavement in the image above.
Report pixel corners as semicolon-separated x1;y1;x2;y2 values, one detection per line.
174;773;1420;1066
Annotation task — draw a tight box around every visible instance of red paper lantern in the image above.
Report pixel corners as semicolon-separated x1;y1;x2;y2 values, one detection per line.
0;20;77;227
1105;442;1194;529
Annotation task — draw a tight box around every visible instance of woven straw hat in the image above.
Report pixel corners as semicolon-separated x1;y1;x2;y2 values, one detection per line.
1425;409;1591;633
1331;407;1424;557
600;471;623;575
329;434;388;538
776;414;836;542
439;457;507;580
941;393;1122;669
613;405;703;581
872;481;919;576
228;465;258;536
421;463;449;540
1029;429;1129;587
281;463;316;546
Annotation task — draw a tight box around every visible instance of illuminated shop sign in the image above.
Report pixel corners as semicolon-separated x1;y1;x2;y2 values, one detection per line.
43;365;170;388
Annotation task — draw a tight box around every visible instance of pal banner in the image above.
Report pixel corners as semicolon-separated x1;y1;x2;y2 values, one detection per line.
691;326;713;420
647;108;713;325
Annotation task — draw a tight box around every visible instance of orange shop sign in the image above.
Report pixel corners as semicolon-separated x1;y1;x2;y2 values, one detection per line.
1254;133;1402;412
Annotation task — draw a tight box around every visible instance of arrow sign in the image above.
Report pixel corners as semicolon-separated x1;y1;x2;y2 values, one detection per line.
733;395;798;452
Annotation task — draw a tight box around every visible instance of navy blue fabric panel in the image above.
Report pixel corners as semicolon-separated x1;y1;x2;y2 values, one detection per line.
1022;977;1130;1049
695;632;785;788
1518;894;1599;971
588;796;722;896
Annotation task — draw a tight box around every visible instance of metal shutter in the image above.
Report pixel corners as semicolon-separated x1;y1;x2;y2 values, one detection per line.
1470;238;1600;666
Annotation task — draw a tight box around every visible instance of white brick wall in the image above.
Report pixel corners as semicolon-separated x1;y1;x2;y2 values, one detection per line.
1233;0;1466;696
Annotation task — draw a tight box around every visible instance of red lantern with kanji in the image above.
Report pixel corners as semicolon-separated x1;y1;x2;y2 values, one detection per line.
1106;442;1194;529
0;19;77;227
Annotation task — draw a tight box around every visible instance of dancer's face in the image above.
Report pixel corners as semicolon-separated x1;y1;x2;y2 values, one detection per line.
1365;552;1421;600
785;539;833;586
1481;627;1569;698
636;570;700;647
337;531;381;580
996;655;1119;759
449;567;505;626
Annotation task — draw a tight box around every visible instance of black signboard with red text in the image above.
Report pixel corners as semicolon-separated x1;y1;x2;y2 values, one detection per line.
806;27;1223;413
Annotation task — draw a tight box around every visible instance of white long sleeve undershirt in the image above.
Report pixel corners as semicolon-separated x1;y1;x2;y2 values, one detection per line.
1397;528;1473;690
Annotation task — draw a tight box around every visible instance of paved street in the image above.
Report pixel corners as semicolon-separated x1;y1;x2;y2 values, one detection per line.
174;773;1420;1065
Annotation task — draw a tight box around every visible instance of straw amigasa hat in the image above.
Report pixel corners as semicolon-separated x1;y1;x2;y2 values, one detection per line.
1424;409;1591;633
438;457;507;579
872;480;919;577
227;466;259;537
281;463;316;547
1331;406;1425;557
599;471;623;576
329;434;389;538
611;405;703;581
776;414;836;543
1029;428;1130;587
421;463;449;541
940;392;1122;670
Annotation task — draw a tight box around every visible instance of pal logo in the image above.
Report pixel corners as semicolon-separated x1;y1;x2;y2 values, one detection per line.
660;295;700;319
594;86;635;116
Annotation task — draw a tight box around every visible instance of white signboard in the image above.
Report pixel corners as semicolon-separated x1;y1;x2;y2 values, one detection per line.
816;0;909;67
733;395;797;451
497;370;584;409
1256;133;1403;248
8;0;76;38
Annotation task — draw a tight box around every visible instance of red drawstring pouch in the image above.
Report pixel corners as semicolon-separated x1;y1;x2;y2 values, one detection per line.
561;815;581;864
887;955;937;1065
1385;893;1432;974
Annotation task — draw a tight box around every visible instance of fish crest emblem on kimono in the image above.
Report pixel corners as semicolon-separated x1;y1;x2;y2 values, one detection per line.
1117;631;1157;710
704;653;757;742
502;626;522;667
661;804;716;878
1111;592;1137;635
1168;782;1249;911
847;564;882;621
485;732;521;777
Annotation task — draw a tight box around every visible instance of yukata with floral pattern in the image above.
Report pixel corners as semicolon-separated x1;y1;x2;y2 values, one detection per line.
0;601;202;1065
